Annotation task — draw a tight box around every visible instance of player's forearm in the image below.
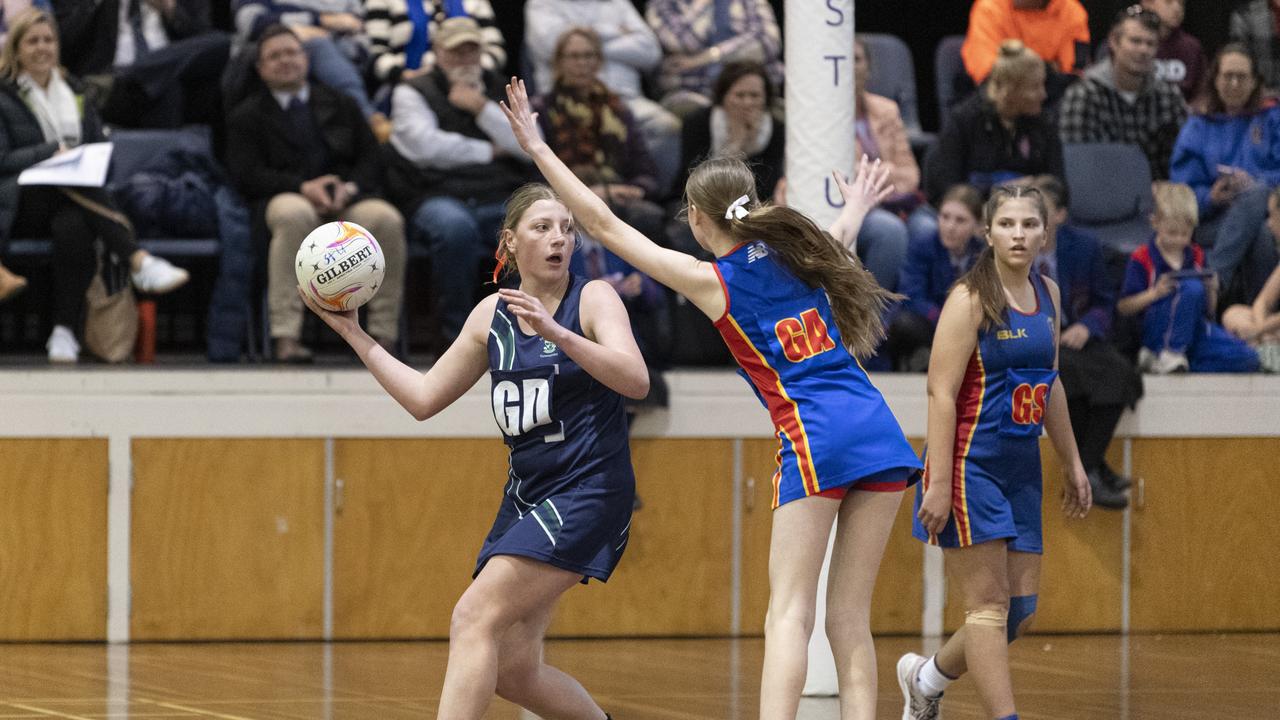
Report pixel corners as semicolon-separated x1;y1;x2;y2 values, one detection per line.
1044;377;1085;476
545;326;650;400
924;393;958;490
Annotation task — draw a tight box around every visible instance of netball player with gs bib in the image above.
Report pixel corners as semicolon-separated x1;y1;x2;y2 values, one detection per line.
502;77;922;719
301;183;646;720
897;186;1091;720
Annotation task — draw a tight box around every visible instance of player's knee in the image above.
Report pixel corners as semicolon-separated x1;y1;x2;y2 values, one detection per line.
765;598;817;639
448;595;499;640
1007;594;1038;643
823;605;870;644
964;602;1009;636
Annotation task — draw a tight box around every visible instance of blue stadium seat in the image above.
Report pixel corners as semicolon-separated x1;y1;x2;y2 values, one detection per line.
1062;142;1154;255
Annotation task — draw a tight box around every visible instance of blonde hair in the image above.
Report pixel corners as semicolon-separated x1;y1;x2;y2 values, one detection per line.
959;184;1048;330
986;40;1042;104
684;157;899;358
1151;181;1198;227
493;183;565;283
0;8;58;83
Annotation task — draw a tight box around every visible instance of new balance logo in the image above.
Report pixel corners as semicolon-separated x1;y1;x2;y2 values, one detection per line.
747;242;769;263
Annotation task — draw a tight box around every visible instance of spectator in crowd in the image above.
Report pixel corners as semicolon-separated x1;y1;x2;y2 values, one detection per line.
0;8;190;363
225;24;405;363
961;0;1088;103
643;0;782;118
524;0;680;194
851;33;931;292
1029;174;1139;509
1059;6;1187;181
1223;252;1280;372
679;61;782;210
534;27;667;247
233;0;390;141
1229;0;1280;94
363;0;504;108
1142;0;1204;102
51;0;229;128
1171;44;1280;306
925;40;1062;205
384;15;531;350
1117;181;1259;373
885;184;985;372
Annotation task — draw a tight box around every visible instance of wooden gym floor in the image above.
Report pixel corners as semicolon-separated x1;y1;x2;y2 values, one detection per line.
0;634;1274;719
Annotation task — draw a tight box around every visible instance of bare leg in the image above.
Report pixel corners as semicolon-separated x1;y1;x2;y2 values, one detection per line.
933;549;1042;680
826;489;905;720
494;597;607;719
759;496;841;719
944;541;1015;718
437;555;583;720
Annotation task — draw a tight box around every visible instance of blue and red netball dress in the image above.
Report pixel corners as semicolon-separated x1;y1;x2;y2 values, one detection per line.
912;272;1058;553
713;241;922;508
477;274;635;582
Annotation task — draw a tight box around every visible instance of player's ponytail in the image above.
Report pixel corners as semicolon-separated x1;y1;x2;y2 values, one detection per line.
958;184;1048;329
684;157;899;358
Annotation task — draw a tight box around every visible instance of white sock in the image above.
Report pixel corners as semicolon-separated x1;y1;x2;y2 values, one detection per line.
916;656;954;698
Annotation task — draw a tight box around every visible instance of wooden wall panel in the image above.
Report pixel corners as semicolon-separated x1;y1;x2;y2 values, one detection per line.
1130;438;1280;632
943;441;1124;633
552;439;735;637
741;438;925;637
131;439;325;640
332;438;508;639
0;439;107;640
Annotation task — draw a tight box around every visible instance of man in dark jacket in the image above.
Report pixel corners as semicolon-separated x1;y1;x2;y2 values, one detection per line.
51;0;230;128
226;24;405;362
385;16;534;348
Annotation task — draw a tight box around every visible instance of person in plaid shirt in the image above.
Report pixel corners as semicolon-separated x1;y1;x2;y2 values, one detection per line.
1058;5;1186;180
643;0;782;115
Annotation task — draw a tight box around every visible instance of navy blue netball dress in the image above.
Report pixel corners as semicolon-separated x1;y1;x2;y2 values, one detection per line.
475;274;635;582
912;272;1059;553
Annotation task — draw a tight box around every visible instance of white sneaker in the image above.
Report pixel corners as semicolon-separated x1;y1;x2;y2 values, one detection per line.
1153;350;1189;374
46;325;80;363
131;255;189;294
897;652;942;720
1137;347;1157;372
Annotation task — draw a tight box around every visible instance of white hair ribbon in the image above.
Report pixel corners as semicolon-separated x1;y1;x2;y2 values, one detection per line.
724;194;750;220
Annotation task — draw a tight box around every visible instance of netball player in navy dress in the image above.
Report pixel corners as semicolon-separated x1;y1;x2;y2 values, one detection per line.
300;183;647;720
896;186;1091;720
502;78;923;719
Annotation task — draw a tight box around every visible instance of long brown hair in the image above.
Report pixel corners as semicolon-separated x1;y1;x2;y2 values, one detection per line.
1200;43;1263;115
958;185;1048;330
684;156;898;358
493;183;564;282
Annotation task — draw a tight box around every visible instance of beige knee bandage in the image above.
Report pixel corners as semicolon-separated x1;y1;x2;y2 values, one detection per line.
964;608;1008;628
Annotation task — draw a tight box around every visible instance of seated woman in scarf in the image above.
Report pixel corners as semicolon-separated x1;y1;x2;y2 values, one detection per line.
0;8;189;363
532;25;668;247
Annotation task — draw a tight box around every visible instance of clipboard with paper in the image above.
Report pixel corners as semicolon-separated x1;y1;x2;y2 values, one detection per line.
17;142;114;188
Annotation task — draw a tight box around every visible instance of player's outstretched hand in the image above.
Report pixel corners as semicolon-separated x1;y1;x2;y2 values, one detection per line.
298;287;359;337
1061;466;1092;518
498;288;563;341
917;483;952;536
500;77;546;156
833;155;894;220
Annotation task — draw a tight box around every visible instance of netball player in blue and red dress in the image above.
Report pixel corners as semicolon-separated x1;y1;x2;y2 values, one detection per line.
502;77;923;719
896;185;1092;720
301;183;645;720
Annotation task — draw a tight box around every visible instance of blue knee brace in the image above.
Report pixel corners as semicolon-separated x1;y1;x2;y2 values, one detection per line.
1007;594;1037;643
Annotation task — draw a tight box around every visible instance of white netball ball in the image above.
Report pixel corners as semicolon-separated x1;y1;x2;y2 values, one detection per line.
296;220;385;311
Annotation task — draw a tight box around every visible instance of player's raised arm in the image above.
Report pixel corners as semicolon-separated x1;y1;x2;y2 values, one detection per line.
827;156;896;249
499;77;723;314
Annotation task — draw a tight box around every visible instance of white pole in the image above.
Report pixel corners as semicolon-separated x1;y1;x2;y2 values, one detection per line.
785;0;856;697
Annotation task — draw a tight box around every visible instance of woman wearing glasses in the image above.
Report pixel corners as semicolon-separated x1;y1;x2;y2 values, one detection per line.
1171;44;1280;308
